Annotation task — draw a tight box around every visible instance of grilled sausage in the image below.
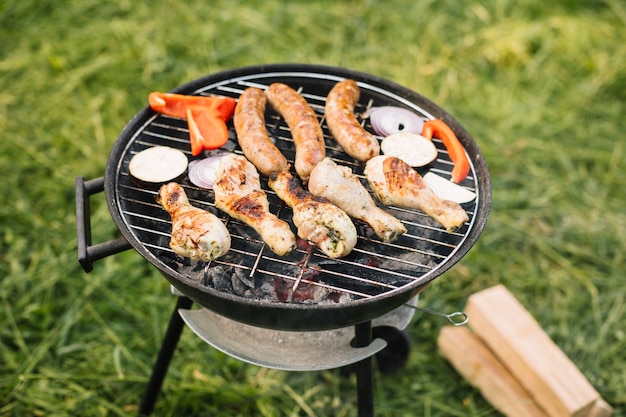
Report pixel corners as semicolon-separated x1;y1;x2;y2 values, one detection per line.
234;87;289;177
265;83;326;183
325;79;380;162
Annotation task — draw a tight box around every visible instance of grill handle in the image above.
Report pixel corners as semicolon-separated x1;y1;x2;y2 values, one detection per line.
76;176;132;272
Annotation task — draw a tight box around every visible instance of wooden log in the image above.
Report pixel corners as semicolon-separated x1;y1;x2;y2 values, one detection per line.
438;325;548;417
465;285;600;417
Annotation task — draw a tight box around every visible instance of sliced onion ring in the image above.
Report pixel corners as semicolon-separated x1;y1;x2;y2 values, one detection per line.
368;106;425;137
188;152;230;189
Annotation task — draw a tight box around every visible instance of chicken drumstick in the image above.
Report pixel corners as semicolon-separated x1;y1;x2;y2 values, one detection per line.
268;170;357;258
157;182;231;261
213;154;296;256
308;157;406;242
364;155;468;232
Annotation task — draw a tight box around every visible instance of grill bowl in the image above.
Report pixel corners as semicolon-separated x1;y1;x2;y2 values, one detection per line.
104;64;491;331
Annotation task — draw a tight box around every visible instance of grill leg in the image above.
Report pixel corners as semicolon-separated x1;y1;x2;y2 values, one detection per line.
138;296;193;416
354;321;374;417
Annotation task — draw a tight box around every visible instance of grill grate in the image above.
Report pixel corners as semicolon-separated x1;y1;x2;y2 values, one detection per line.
111;70;481;306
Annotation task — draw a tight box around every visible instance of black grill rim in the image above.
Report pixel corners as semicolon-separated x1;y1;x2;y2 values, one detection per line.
104;63;491;330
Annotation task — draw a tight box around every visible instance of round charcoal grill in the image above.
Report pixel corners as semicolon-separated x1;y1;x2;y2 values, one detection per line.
76;63;491;416
77;63;491;332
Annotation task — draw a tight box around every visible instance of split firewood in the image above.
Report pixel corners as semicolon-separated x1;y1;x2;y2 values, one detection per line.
438;325;548;417
464;285;600;417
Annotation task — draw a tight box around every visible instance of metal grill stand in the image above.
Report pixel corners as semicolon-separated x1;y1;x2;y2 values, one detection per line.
138;295;192;416
137;289;418;417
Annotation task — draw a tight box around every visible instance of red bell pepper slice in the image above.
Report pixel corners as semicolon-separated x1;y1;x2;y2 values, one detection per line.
421;119;470;184
186;107;230;155
149;92;236;120
148;92;237;156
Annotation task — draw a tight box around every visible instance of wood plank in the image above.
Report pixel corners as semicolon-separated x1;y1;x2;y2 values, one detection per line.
438;325;548;417
465;285;599;417
586;399;614;417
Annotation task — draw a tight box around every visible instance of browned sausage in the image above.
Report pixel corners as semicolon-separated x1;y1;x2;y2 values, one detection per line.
325;79;380;161
234;87;289;177
265;83;325;183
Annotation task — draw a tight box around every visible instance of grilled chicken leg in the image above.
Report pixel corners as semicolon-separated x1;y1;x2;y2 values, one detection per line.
213;154;296;256
364;156;468;232
268;170;357;258
308;157;406;242
157;182;231;261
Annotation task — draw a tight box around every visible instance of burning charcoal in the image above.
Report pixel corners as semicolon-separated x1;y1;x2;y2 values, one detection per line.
254;280;278;300
318;292;353;304
234;268;255;289
231;272;248;296
205;265;233;292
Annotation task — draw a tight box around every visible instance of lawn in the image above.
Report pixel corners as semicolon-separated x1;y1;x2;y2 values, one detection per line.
1;0;625;416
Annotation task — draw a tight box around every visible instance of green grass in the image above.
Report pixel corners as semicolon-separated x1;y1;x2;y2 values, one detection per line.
1;0;625;415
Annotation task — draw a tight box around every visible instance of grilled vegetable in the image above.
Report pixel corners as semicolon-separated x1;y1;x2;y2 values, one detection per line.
185;106;231;155
421;119;470;183
368;106;425;136
423;172;476;204
381;132;438;167
148;92;236;120
187;152;230;189
129;146;188;183
149;92;237;156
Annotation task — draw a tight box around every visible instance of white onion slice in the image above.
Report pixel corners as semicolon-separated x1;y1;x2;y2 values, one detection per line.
381;132;438;167
424;172;476;204
188;152;229;189
368;106;425;137
129;146;188;183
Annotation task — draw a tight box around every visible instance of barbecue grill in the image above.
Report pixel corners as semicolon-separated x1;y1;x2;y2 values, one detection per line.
76;63;491;416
